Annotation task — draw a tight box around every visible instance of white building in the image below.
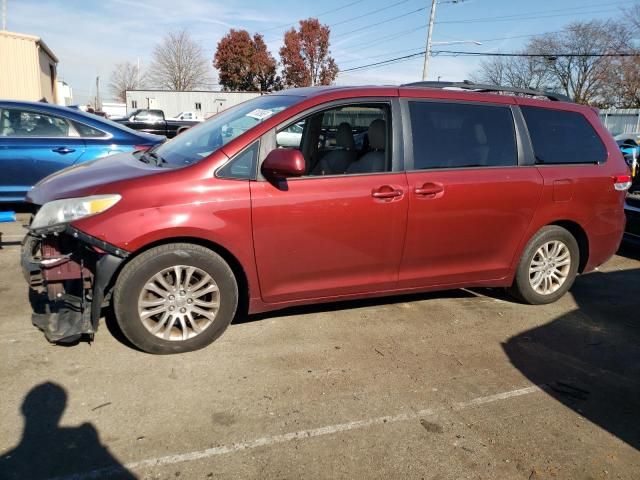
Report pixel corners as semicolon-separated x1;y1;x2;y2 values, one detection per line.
125;90;262;119
56;80;73;106
101;102;127;118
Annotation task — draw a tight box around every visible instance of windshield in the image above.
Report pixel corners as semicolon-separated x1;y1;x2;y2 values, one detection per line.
152;95;303;167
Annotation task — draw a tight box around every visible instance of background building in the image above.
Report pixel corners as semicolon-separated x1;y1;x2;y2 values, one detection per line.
0;30;58;103
125;90;261;119
599;109;640;135
55;80;73;106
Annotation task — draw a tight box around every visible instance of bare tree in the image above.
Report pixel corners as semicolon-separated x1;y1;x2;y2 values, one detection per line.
109;62;145;102
529;20;629;104
471;54;554;91
608;5;640;107
148;30;209;90
472;20;630;105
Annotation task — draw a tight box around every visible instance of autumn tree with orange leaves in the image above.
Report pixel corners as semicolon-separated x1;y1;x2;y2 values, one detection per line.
214;29;281;91
279;18;338;88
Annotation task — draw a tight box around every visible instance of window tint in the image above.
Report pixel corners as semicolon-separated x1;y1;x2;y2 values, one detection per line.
409;101;517;170
217;141;258;180
0;108;73;137
275;103;390;176
73;121;106;138
521;106;606;164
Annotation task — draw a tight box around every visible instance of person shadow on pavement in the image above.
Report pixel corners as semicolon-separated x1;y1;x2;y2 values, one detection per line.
0;382;135;479
503;265;640;450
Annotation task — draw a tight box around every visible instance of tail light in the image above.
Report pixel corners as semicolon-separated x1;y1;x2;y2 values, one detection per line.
613;174;632;191
134;144;153;152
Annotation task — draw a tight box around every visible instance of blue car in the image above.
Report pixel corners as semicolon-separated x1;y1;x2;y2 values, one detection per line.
0;101;164;202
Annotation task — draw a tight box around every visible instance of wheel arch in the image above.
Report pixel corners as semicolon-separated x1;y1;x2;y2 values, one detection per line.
548;220;590;273
110;236;250;316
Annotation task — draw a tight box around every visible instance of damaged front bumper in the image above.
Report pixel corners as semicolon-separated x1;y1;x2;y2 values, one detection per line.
21;225;128;344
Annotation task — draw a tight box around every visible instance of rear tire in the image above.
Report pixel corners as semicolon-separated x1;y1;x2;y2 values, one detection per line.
113;243;238;354
508;226;579;305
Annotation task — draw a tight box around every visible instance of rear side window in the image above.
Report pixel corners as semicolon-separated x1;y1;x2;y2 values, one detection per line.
408;101;517;170
72;121;106;138
521;106;606;164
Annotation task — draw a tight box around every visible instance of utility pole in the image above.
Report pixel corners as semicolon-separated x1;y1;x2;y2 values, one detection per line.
422;0;437;81
95;76;100;111
2;0;7;31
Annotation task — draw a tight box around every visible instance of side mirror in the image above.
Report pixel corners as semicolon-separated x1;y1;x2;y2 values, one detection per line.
261;149;306;179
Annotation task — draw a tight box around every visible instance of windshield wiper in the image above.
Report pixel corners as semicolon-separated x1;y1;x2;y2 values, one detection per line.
145;151;168;166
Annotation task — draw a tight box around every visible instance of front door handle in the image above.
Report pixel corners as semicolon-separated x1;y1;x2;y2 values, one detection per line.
52;147;76;154
414;182;444;196
371;186;403;199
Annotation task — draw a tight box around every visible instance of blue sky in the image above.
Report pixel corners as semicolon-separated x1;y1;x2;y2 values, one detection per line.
4;0;637;103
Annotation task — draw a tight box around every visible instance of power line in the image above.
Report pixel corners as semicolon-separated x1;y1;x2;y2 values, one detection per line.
339;47;425;65
260;0;367;33
436;1;634;24
330;0;412;28
433;50;640;57
342;51;426;72
338;30;562;65
333;7;427;39
336;24;425;48
341;50;640;73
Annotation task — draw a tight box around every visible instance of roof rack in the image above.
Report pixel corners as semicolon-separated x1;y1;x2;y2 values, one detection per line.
401;80;572;103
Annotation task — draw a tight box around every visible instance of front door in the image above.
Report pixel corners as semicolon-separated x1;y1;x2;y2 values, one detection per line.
399;99;543;288
250;100;409;304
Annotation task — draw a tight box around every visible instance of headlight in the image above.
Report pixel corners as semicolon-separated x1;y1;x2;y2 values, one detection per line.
31;194;121;230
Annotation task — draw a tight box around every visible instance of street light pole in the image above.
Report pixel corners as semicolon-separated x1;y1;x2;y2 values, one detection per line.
422;0;438;81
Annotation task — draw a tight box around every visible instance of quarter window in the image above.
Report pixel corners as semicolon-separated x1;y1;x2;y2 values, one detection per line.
408;101;517;169
521;106;606;164
73;121;106;138
217;141;259;180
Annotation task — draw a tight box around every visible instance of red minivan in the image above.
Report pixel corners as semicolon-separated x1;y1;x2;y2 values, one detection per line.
22;82;631;354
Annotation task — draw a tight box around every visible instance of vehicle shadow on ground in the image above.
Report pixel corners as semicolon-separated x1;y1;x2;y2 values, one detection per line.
102;287;477;350
235;288;476;324
0;382;134;479
503;267;640;450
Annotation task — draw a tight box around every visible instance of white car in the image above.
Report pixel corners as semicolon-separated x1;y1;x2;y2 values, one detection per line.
167;111;203;122
276;122;304;148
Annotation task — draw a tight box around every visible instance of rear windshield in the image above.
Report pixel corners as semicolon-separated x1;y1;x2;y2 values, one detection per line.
151;95;303;167
521;106;607;165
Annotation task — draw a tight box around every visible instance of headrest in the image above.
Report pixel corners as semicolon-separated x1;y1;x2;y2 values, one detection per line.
368;119;386;150
336;122;355;150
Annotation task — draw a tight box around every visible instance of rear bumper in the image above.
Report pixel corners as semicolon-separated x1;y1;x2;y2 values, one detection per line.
22;226;128;344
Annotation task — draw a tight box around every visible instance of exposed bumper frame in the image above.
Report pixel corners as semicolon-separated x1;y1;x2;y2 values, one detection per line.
22;226;129;344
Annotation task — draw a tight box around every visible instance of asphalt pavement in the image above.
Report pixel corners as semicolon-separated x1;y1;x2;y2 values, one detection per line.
1;218;639;479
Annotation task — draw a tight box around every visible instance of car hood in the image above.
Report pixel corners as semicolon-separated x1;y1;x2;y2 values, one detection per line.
27;152;164;206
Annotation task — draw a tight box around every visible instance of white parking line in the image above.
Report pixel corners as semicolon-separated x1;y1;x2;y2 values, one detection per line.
50;385;543;480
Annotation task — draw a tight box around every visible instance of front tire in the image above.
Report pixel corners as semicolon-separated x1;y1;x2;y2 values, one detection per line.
508;226;579;305
113;243;238;354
